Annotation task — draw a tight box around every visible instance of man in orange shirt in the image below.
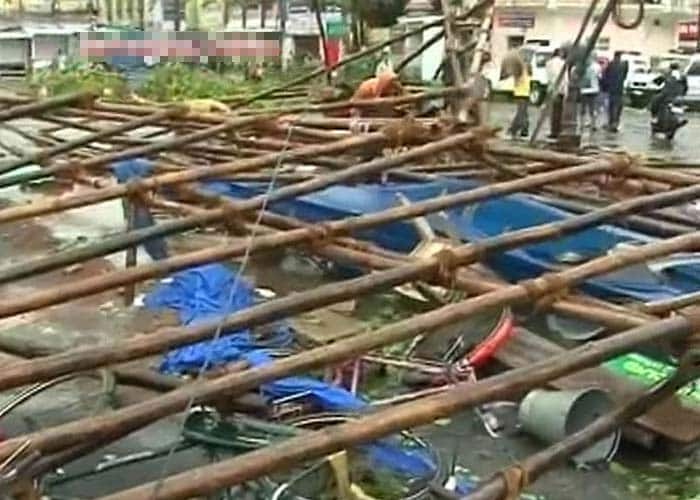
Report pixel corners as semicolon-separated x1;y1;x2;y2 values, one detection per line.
350;70;404;116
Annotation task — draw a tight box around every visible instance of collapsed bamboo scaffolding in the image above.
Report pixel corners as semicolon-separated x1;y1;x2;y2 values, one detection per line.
0;127;391;225
5;154;693;390
0;127;484;285
1;16;700;494
0;114;273;188
0;107;186;176
0;226;698;466
97;314;699;500
0;154;621;318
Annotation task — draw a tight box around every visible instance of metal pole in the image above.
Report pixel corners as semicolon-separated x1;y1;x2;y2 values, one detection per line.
696;1;700;52
560;0;618;148
529;0;599;144
174;0;181;30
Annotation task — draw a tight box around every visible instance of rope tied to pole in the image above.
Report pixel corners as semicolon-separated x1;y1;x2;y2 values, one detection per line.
124;179;152;204
221;205;247;235
308;222;335;247
521;273;572;311
433;247;460;290
603;153;636;188
497;463;530;500
676;310;700;358
463;126;499;155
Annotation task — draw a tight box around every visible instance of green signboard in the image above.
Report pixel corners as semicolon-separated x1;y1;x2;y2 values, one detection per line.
605;352;700;406
326;19;346;39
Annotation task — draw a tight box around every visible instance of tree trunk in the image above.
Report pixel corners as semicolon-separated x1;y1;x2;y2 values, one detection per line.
260;0;267;27
241;1;247;28
223;0;230;26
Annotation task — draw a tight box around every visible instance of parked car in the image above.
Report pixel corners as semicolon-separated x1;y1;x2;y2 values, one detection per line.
682;54;700;109
482;44;554;106
626;54;690;108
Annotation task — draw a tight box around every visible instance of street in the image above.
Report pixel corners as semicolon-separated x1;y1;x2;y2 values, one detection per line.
487;100;700;162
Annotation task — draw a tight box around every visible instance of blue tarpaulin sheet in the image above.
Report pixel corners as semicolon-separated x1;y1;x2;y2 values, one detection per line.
144;263;436;477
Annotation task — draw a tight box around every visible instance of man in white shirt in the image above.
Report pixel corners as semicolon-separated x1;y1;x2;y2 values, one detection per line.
545;48;567;138
375;47;393;76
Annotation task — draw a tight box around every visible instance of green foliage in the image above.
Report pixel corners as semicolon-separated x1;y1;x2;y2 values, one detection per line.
338;56;378;88
338;0;407;28
610;460;700;500
356;0;408;28
138;62;239;101
31;61;128;98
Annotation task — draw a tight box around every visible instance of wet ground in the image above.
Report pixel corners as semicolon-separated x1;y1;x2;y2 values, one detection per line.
488;100;700;162
0;102;698;498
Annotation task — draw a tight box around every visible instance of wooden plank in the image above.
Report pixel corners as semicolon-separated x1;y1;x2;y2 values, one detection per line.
497;328;700;445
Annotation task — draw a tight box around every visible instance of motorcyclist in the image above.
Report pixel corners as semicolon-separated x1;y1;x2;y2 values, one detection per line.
649;62;688;137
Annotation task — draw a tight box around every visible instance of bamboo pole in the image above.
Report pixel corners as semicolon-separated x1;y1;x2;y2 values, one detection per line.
81;101;232;125
0;236;696;467
529;0;598;144
395;29;446;74
235;0;492;108
0;115;271;189
239;87;472;116
0;107;184;176
465;355;700;500
123;200;138;306
0;131;389;226
0;128;479;285
0;177;697;397
299;227;653;332
97;315;697;500
535;192;694;238
487;140;700;193
440;0;467;119
0;155;617;319
0;91;96;122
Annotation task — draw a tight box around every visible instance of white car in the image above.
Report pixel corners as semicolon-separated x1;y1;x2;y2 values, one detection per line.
626;54;690;108
682;55;700;109
483;45;553;106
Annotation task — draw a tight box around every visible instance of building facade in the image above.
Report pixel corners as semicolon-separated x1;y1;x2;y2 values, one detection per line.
492;0;700;60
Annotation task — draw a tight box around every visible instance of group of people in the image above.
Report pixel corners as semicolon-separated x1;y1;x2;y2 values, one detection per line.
544;49;630;138
505;48;632;140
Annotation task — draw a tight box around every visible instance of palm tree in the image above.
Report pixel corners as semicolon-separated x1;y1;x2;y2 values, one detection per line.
355;0;408;28
260;0;273;27
341;0;408;49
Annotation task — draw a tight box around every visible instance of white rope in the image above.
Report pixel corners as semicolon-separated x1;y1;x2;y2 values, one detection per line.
149;118;298;498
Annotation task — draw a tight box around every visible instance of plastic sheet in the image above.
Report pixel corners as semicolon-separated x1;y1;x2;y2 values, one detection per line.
144;263;436;477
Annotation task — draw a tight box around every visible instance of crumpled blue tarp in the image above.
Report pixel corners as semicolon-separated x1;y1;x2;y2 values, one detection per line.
146;263;286;374
145;263;436;478
144;262;254;326
145;264;363;410
109;159;168;261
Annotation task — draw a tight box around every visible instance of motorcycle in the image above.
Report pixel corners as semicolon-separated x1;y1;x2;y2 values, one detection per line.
651;98;687;140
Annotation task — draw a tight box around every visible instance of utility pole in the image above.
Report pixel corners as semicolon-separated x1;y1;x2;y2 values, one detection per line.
312;0;332;83
696;0;700;52
560;0;617;148
174;0;181;30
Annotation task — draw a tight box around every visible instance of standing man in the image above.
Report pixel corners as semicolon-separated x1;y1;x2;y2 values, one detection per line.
546;48;567;139
602;51;628;132
502;50;531;139
375;47;393;76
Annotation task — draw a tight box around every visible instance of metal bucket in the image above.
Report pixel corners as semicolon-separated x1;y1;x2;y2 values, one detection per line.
518;388;621;466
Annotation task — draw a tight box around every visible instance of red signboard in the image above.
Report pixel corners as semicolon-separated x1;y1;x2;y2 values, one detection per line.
679;21;698;42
